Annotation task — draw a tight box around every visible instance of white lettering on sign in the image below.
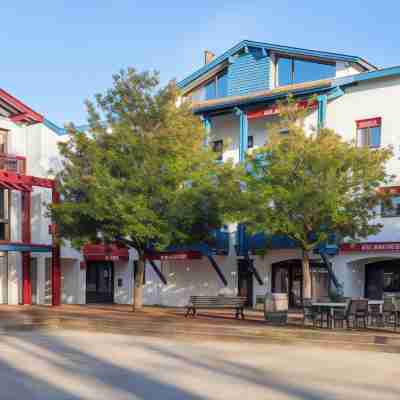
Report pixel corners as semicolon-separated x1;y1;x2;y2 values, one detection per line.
360;243;400;252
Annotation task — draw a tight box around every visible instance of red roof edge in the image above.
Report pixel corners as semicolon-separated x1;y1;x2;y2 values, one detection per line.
0;88;44;125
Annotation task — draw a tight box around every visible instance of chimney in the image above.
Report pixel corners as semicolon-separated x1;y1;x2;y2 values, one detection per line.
204;50;215;65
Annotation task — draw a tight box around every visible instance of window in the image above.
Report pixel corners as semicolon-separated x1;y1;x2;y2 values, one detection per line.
383;270;400;292
381;195;400;217
277;56;335;87
212;139;223;161
0;189;9;240
204;69;228;100
247;136;254;149
356;118;381;148
0;130;8;154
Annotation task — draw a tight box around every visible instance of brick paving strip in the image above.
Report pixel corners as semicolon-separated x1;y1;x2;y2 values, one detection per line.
0;305;399;353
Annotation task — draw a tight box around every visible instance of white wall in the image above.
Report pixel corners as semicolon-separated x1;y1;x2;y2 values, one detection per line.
327;76;400;243
114;260;133;304
335;62;365;78
61;258;81;304
143;256;237;307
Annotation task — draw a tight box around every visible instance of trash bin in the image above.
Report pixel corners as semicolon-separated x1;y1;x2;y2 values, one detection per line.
264;293;288;325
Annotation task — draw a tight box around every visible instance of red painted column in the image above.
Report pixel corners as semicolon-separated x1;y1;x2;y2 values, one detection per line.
51;189;61;306
22;252;31;305
21;191;32;305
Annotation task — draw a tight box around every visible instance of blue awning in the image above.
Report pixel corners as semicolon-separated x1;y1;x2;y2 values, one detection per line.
0;243;52;253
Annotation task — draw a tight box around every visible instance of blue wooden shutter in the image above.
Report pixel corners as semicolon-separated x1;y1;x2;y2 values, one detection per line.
370;126;381;148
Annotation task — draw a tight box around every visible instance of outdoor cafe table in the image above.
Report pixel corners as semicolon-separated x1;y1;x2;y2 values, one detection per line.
311;300;384;328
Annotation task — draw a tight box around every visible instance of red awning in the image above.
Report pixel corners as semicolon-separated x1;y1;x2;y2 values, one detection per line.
83;244;129;262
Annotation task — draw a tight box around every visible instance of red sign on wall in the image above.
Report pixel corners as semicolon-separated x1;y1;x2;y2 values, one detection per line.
145;251;202;261
83;244;129;261
247;100;317;120
340;242;400;253
356;117;381;129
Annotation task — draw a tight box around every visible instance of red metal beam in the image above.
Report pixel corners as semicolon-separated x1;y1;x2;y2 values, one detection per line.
51;190;61;306
0;88;44;125
22;252;31;305
0;170;54;189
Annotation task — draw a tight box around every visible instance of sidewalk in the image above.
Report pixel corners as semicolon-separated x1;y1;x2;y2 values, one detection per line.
0;304;399;353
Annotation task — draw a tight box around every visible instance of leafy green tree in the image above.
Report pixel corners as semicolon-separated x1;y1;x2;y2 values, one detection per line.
50;68;238;309
242;96;393;299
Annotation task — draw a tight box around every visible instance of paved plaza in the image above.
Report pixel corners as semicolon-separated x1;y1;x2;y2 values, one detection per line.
0;329;398;400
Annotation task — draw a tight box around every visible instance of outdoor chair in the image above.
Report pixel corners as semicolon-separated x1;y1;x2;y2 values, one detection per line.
382;297;397;327
354;299;369;328
303;299;323;327
333;299;368;329
332;299;352;329
393;297;400;330
368;303;383;327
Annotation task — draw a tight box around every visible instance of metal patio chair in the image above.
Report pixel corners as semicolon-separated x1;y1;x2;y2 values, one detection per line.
382;297;397;328
368;303;383;327
333;299;368;329
303;299;323;327
393;297;400;330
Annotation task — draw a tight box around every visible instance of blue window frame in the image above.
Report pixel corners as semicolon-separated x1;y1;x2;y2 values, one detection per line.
356;118;382;148
204;69;228;100
277;56;335;87
216;71;228;97
382;195;400;217
205;80;217;100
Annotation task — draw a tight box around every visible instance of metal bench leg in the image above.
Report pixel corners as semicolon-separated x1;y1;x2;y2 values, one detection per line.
241;308;245;320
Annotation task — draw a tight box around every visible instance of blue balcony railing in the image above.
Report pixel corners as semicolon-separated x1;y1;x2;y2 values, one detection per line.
165;229;230;256
235;225;297;256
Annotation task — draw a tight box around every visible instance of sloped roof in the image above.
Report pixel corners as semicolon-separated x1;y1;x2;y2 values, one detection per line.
177;40;377;90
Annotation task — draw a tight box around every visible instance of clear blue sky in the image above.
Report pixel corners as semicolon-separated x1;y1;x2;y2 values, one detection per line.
1;1;399;125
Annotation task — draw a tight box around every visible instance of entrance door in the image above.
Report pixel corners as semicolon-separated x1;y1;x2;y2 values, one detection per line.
272;260;303;308
86;262;114;303
237;259;254;307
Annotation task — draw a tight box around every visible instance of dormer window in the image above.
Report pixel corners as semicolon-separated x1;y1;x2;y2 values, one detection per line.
205;70;228;100
276;56;335;87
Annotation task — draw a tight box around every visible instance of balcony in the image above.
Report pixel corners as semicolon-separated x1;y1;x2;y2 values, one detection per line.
0;154;26;174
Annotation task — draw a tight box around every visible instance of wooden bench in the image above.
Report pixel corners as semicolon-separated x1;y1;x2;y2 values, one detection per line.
185;296;248;319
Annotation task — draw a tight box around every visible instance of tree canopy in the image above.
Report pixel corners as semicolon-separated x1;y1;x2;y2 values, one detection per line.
49;68;239;308
241;96;393;298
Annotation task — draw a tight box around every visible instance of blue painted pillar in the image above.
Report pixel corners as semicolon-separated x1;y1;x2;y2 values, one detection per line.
235;108;248;163
201;115;212;146
317;94;327;131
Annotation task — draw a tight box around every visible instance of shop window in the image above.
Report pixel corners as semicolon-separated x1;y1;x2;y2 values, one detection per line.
277;56;335;87
381;195;400;217
356;117;381;148
383;271;400;292
247;136;254;149
212;139;223;161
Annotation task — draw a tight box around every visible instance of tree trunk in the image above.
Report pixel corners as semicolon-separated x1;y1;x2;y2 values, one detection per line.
133;255;145;311
302;250;312;300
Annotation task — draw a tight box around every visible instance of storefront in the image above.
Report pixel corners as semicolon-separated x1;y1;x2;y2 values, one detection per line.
271;259;329;307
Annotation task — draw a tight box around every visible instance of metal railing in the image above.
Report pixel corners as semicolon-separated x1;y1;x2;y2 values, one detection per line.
0;154;26;174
